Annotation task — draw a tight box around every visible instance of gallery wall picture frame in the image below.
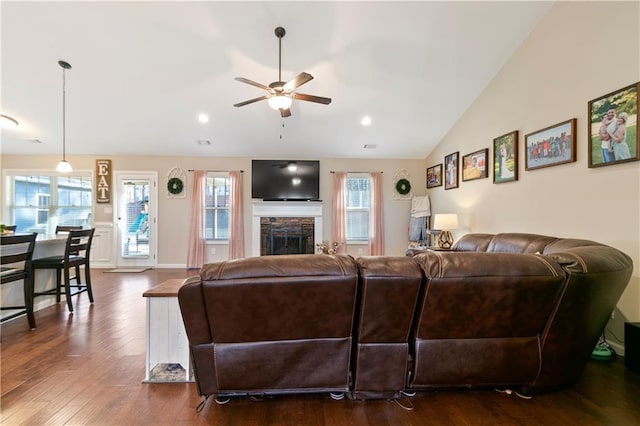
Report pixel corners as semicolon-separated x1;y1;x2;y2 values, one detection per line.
493;131;518;184
426;164;442;188
462;148;489;181
444;151;459;190
525;118;577;171
588;82;639;168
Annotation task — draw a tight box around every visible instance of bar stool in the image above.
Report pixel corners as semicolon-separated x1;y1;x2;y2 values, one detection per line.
55;225;82;281
1;233;38;328
32;228;95;313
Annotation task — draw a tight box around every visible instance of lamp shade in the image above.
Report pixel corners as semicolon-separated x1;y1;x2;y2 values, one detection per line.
433;213;458;231
268;95;292;110
56;160;73;173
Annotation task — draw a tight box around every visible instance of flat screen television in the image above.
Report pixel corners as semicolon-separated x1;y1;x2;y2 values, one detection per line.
252;160;320;201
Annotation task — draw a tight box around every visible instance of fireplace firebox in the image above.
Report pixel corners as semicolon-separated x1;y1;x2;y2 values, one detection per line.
260;217;315;255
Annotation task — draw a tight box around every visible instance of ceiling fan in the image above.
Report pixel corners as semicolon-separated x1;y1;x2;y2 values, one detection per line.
233;27;331;118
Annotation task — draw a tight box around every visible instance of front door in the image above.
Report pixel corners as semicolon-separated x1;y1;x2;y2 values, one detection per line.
115;172;157;268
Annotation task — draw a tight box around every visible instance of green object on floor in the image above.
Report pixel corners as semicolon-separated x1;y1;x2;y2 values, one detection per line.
591;343;614;361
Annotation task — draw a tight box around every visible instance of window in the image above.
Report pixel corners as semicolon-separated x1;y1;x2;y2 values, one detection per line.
5;174;93;234
346;174;370;241
204;173;230;240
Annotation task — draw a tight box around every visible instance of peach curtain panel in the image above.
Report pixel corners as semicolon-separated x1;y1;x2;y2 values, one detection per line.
331;172;347;254
186;170;207;269
228;170;245;259
368;171;384;255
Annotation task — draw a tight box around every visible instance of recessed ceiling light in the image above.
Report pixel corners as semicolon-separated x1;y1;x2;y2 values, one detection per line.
196;140;211;146
363;144;377;149
198;114;209;123
361;116;372;126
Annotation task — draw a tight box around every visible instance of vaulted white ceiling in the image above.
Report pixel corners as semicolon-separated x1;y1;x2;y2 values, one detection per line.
1;1;553;159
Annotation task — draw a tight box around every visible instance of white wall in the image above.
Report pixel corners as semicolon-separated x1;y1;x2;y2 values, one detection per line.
1;154;426;263
425;2;640;331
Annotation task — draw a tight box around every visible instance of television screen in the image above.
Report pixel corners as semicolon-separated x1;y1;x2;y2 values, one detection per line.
252;160;320;201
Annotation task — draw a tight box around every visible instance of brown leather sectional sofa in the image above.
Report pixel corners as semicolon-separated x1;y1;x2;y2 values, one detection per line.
178;233;632;403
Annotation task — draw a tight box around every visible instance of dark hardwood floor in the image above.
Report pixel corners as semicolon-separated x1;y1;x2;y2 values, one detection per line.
1;268;639;425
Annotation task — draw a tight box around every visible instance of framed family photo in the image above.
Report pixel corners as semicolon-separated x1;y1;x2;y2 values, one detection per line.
525;118;576;171
444;152;459;190
493;131;518;184
426;164;442;188
588;82;639;168
462;149;488;181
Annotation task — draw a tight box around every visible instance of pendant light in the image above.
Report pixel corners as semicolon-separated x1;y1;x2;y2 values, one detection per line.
56;60;73;173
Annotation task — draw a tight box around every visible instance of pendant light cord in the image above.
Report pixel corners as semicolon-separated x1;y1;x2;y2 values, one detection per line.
62;65;66;161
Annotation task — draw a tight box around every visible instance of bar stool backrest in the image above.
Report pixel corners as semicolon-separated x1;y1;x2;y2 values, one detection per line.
64;229;94;262
56;225;82;234
57;226;83;255
1;233;37;283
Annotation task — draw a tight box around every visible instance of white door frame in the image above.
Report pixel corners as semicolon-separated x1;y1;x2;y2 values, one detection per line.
113;171;158;268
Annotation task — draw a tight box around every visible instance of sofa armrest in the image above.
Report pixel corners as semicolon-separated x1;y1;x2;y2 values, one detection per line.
178;279;212;345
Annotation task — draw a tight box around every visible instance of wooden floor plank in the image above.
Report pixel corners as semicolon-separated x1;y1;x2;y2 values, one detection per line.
1;268;639;425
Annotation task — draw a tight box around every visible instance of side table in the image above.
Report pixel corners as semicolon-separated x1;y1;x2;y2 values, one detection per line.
625;322;640;374
143;278;193;383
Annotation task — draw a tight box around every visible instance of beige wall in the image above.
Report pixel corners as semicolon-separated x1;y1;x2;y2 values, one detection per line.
1;154;426;263
425;1;640;329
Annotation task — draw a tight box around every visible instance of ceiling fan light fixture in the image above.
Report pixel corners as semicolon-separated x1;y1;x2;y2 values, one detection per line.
268;94;292;111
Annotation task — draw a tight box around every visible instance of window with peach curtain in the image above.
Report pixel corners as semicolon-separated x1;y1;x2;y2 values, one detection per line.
228;170;244;259
331;172;347;254
186;170;207;269
368;171;384;255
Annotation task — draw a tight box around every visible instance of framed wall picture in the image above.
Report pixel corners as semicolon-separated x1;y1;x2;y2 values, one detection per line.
493;131;518;184
525;118;576;171
426;164;442;188
588;82;639;168
444;152;459;190
462;149;488;181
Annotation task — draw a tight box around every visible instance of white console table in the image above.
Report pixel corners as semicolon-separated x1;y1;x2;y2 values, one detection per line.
143;278;193;383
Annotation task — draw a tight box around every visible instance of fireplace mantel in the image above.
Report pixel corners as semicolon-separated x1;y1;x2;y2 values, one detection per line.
252;201;323;257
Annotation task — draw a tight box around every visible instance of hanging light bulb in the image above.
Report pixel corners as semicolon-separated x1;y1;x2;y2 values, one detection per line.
56;60;73;173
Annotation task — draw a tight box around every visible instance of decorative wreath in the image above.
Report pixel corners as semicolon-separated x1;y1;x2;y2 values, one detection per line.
395;178;411;195
167;177;184;195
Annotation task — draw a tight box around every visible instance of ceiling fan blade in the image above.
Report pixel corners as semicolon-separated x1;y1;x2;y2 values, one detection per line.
283;72;314;91
233;95;268;107
280;108;292;118
293;93;332;105
235;77;271;91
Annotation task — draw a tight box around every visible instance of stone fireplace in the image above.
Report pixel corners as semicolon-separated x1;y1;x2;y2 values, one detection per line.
252;201;323;257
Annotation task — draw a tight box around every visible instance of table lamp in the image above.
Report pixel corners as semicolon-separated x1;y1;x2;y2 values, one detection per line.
433;213;458;249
